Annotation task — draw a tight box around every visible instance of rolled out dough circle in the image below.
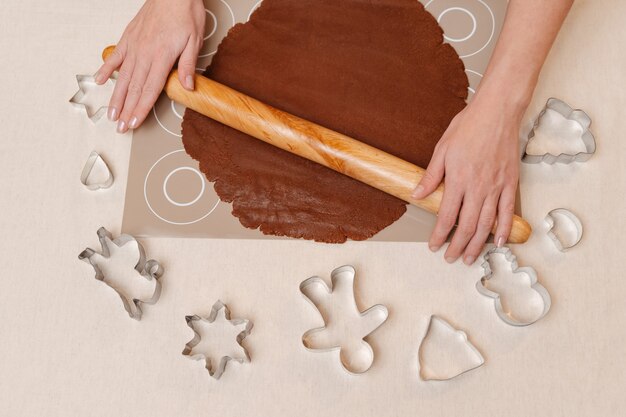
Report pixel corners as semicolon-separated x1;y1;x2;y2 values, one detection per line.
182;0;468;243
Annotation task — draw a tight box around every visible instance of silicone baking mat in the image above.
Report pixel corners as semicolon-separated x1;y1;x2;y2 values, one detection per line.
121;0;509;240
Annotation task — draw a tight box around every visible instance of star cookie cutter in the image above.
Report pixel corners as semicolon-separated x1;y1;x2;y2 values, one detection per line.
522;97;596;164
545;208;583;251
78;227;163;320
69;74;114;123
182;300;253;379
299;265;389;374
418;315;485;381
477;247;551;327
80;151;113;190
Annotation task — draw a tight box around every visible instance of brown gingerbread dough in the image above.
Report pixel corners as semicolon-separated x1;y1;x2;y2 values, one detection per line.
182;0;468;243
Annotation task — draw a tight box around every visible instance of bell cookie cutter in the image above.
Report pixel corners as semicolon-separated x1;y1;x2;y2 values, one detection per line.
69;74;114;123
477;247;551;327
418;315;485;381
78;227;163;320
80;151;113;190
522;97;596;164
299;265;389;374
545;208;583;251
182;300;253;380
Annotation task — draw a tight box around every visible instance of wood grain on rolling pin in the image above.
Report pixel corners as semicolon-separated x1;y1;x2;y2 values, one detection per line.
102;45;531;244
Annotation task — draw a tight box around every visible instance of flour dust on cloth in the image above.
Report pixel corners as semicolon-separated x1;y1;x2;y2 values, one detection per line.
182;0;468;243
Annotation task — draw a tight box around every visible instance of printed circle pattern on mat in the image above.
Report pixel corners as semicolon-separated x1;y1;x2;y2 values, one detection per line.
465;69;483;100
144;150;220;225
198;0;236;58
248;0;263;21
425;0;495;58
152;95;187;138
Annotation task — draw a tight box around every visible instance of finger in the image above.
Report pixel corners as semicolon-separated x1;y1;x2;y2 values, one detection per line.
177;35;203;90
127;57;174;129
462;193;499;265
108;57;135;123
95;42;127;85
428;182;463;252
444;194;483;263
117;59;152;133
494;184;517;247
412;143;446;199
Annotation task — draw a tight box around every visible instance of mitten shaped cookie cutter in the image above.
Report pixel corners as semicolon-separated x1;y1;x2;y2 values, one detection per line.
78;227;163;320
299;265;389;374
545;208;583;251
182;300;253;379
522;98;596;164
477;247;551;327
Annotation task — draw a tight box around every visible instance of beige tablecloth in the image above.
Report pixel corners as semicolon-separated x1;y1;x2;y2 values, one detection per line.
1;0;625;416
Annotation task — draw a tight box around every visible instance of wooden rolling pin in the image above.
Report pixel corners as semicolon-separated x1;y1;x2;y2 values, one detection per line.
102;45;531;243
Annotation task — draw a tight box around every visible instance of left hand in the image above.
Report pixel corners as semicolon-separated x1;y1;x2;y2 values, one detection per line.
411;91;522;265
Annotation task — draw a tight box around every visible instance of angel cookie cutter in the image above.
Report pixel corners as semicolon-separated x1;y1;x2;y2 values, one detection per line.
78;227;163;320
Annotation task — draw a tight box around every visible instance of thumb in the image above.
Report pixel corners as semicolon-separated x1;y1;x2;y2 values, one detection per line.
412;148;445;199
177;36;202;91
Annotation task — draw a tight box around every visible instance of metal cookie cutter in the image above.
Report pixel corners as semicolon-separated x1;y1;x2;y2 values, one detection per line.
545;208;583;251
477;247;551;327
299;265;389;374
418;315;485;381
69;74;114;123
78;227;163;320
182;300;253;380
80;151;113;190
522;97;596;164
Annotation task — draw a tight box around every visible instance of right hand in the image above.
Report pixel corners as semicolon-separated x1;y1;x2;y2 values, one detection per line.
94;0;206;133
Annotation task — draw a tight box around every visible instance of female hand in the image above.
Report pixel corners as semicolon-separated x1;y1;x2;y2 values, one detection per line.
412;90;522;265
94;0;206;133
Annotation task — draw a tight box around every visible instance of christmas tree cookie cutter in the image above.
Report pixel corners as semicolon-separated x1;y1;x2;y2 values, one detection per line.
182;300;253;379
418;315;485;381
545;208;583;251
78;227;163;320
299;265;389;374
522;98;596;164
477;247;551;327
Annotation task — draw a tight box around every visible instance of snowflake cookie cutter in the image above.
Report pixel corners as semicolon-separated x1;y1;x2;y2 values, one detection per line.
69;74;114;123
299;265;389;374
477;247;551;327
182;300;253;380
418;315;485;381
545;208;583;251
78;227;163;320
522;97;596;164
80;151;113;190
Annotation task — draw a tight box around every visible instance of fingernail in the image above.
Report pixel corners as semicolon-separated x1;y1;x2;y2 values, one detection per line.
412;185;424;198
496;236;505;248
445;256;456;264
107;107;118;121
464;255;476;265
429;244;440;252
117;119;127;133
94;71;103;84
186;75;194;90
129;116;138;129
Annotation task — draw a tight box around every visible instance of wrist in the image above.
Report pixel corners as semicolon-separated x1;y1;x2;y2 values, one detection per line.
472;77;531;121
